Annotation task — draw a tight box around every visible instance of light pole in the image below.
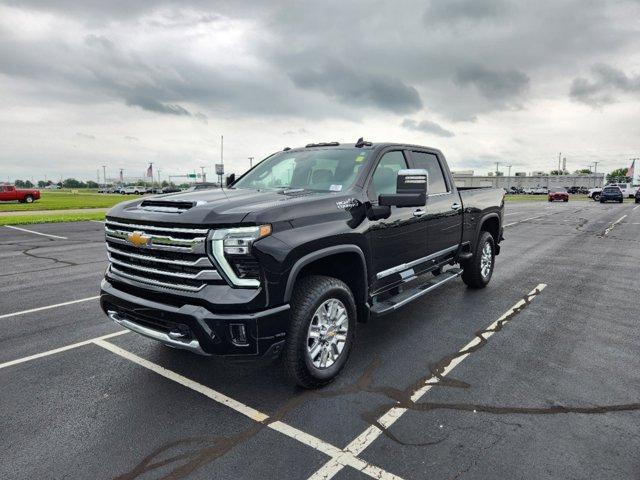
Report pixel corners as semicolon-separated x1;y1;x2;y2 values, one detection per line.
102;165;107;186
248;156;254;169
200;166;206;183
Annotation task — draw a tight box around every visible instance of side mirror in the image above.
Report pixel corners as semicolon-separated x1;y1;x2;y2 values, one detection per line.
378;169;428;207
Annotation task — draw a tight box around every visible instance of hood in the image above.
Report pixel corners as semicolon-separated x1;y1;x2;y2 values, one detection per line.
106;187;361;226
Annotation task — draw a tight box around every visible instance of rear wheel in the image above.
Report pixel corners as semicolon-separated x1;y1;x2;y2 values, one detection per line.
461;231;495;289
563;198;568;202
24;195;34;203
593;193;601;201
283;275;356;388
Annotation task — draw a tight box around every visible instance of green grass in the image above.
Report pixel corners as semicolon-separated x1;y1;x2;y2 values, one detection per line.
0;190;130;212
0;211;106;226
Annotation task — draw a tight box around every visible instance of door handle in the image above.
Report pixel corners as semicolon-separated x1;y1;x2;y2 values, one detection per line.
451;203;462;211
413;209;426;217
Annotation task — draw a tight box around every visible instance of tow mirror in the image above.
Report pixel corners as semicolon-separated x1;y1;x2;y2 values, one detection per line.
379;169;428;207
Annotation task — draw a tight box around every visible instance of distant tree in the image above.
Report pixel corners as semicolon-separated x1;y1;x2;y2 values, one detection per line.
37;180;47;188
24;180;34;188
606;168;629;183
14;179;26;187
574;168;592;174
161;180;169;187
550;170;562;175
62;178;87;188
86;180;99;188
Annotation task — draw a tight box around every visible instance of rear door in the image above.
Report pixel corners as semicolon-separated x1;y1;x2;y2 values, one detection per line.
409;150;463;259
365;149;429;291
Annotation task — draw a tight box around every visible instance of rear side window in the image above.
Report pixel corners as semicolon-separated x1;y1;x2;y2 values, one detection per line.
410;151;448;194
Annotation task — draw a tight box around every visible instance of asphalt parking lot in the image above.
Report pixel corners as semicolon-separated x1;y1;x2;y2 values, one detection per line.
2;200;639;480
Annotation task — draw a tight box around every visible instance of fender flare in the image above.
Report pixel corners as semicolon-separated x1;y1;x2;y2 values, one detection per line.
476;212;501;243
283;245;368;303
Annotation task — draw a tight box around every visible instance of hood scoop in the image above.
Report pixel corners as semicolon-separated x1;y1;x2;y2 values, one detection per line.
138;199;204;213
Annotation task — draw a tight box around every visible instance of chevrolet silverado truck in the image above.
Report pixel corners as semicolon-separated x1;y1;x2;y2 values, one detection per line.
100;140;505;388
0;184;41;203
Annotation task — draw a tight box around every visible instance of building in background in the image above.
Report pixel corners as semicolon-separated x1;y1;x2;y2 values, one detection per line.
452;171;605;189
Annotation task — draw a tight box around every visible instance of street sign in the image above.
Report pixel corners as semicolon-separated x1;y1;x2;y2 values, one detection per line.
187;173;197;179
215;164;224;175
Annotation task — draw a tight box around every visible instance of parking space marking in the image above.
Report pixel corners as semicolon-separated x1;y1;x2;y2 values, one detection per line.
94;339;404;480
504;214;547;228
0;296;100;320
309;284;547;480
604;215;627;236
633;205;640;211
4;225;68;239
0;330;127;370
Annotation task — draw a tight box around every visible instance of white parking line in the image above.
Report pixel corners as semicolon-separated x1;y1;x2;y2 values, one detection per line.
504;214;546;228
308;284;547;480
0;296;100;320
604;215;627;236
4;225;68;239
633;205;640;211
0;330;127;370
94;339;404;480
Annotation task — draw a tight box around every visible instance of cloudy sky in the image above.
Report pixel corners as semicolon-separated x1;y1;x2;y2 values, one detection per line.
1;0;640;183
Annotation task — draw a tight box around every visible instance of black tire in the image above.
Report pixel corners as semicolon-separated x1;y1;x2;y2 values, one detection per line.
24;195;33;203
593;194;601;201
635;199;639;204
461;231;495;289
619;199;623;203
563;198;568;202
600;198;605;203
283;275;356;389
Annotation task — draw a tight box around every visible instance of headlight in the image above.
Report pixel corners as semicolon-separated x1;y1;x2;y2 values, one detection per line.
210;225;271;287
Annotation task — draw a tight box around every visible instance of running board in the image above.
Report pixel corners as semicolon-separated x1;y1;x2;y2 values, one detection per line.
371;268;463;315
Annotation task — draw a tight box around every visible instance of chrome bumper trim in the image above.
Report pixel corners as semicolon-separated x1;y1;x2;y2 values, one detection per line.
107;310;210;355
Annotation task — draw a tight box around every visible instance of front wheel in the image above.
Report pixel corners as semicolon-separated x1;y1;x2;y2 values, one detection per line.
593;194;601;201
283;275;356;389
461;231;495;289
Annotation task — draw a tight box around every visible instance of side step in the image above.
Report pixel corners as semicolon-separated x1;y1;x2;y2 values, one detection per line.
371;268;463;316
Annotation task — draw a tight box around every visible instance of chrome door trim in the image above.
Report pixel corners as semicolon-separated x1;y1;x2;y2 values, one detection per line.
376;244;460;279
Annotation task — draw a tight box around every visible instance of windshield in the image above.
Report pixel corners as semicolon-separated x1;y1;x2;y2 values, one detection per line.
604;187;620;193
233;148;369;192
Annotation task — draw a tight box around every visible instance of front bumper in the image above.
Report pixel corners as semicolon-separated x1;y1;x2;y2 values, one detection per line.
100;279;290;358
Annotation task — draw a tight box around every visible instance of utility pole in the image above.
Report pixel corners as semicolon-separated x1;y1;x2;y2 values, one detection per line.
157;169;161;187
557;152;561;175
593;161;599;174
97;169;100;185
200;166;206;183
102;165;107;185
248;156;254;169
506;164;512;191
119;168;124;184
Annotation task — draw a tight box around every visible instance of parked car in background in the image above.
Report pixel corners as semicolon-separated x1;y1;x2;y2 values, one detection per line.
548;187;569;202
599;186;624;203
161;186;182;194
635;189;640;203
44;184;61;190
589;183;638;200
530;186;548;195
0;184;41;203
120;186;150;195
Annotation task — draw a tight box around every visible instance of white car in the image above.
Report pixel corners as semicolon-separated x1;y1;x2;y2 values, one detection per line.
120;186;149;195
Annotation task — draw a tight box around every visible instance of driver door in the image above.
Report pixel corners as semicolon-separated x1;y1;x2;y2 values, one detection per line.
365;150;429;292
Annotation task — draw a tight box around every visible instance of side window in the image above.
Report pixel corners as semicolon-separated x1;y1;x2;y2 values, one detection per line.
411;151;448;194
370;151;407;199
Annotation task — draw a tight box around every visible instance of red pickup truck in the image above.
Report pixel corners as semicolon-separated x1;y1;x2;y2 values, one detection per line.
0;185;41;203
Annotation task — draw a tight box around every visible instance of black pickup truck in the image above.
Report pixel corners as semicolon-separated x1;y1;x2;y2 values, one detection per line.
100;140;505;387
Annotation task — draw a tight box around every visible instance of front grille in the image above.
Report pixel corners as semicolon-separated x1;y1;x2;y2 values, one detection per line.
105;220;221;292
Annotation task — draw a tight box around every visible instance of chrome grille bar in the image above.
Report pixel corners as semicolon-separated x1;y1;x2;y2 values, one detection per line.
108;255;221;281
105;220;208;234
108;266;205;292
106;244;212;267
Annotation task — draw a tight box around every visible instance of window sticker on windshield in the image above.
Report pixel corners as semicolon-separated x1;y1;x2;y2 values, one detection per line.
355;154;365;163
330;184;343;192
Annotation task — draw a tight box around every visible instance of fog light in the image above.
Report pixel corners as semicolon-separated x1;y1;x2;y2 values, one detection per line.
230;323;248;346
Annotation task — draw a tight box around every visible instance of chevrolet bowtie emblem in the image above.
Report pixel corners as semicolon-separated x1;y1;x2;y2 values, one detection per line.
127;231;151;247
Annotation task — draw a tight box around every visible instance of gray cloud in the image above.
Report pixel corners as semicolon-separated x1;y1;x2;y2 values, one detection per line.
288;61;422;114
455;65;530;102
570;63;640;107
76;132;96;139
401;119;455;137
425;0;509;24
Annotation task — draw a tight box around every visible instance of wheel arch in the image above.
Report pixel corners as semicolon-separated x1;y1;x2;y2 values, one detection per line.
284;245;369;321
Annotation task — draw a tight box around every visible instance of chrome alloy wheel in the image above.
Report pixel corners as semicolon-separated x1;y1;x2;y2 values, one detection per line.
480;241;493;278
306;298;349;369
